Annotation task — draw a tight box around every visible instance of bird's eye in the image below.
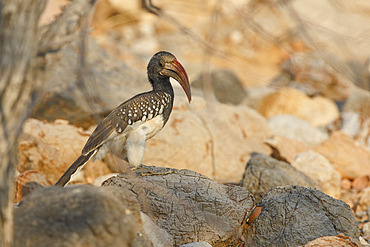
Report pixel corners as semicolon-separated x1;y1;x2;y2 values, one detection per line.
159;60;165;67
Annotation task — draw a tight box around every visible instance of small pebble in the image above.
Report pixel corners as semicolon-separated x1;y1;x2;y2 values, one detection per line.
341;178;352;191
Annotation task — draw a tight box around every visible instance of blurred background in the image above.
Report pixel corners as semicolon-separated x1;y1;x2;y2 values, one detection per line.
41;0;370;95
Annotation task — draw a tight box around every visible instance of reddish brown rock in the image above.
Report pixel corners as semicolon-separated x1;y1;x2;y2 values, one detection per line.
314;131;370;179
14;170;52;203
18;118;112;184
341;178;352;191
352;175;370;192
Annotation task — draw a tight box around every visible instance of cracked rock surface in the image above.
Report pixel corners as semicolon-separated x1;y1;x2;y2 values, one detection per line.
102;166;255;246
244;185;360;247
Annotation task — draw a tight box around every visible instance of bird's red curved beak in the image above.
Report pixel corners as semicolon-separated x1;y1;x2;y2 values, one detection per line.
162;60;191;103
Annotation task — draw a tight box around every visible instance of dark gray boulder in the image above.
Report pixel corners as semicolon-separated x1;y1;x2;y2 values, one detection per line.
244;185;360;247
240;153;319;202
14;185;151;247
103;166;255;247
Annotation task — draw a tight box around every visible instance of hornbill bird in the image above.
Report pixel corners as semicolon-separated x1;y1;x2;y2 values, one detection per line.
55;51;191;187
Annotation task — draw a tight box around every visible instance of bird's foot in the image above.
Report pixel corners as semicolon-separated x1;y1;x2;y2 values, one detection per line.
132;164;174;176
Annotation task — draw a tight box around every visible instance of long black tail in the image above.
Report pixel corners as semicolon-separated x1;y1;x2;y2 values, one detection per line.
54;152;94;187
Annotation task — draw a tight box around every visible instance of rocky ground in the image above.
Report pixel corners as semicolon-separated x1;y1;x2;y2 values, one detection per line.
13;0;370;246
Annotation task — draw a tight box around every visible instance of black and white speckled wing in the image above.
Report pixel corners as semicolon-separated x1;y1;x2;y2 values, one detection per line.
81;109;125;156
81;91;172;156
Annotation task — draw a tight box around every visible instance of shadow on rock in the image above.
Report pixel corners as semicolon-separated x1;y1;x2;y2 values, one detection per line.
14;185;151;247
244;185;360;247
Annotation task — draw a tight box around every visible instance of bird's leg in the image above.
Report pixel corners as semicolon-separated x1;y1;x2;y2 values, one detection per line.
125;122;174;176
126;129;146;167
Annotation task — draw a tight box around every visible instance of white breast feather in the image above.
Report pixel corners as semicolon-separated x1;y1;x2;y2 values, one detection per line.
125;115;165;167
93;115;165;164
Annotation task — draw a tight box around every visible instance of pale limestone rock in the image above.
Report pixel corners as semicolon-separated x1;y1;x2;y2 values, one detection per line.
257;87;339;126
359;236;370;246
264;135;310;164
359;187;370;212
341;178;352;191
363;222;370;241
341;111;361;138
243;87;276;110
268;115;329;145
342;88;370;150
292;151;341;198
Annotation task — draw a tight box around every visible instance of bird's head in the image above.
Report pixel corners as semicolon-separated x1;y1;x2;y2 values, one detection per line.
148;51;191;102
